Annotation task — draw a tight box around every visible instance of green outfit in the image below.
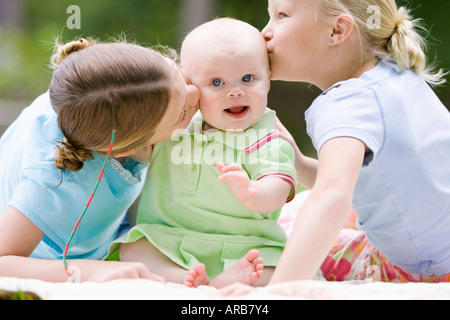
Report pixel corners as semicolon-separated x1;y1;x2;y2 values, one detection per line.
107;111;297;279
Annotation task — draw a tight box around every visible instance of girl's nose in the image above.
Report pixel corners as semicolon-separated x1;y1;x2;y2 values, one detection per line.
227;87;245;98
261;25;273;42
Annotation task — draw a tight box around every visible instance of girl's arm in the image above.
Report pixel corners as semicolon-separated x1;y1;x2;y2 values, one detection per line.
216;163;292;214
0;206;160;282
270;137;366;284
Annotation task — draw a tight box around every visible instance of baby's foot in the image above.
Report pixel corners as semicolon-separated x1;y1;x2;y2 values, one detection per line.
184;263;210;288
209;249;264;289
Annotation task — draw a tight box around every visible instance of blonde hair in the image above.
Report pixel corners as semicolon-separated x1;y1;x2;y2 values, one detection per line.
317;0;446;86
49;38;178;172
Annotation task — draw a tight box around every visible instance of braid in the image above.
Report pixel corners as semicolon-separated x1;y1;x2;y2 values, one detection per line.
55;138;94;172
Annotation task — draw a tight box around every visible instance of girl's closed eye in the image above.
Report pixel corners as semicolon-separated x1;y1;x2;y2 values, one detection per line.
278;12;288;20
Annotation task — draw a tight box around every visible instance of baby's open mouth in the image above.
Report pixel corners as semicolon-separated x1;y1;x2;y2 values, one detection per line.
225;106;249;119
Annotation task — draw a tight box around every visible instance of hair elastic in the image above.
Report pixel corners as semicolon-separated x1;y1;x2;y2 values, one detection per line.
63;129;116;282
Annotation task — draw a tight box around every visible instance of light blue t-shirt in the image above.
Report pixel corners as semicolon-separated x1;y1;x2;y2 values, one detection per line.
306;61;450;276
0;92;147;260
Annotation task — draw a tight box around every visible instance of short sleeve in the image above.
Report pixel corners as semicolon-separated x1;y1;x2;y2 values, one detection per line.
8;167;83;252
8;161;142;260
241;136;298;202
306;88;385;165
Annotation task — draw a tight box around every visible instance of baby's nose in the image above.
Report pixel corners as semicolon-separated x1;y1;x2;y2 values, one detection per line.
228;87;245;97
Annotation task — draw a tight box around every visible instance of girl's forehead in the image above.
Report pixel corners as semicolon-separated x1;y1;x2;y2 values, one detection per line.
269;0;317;10
163;56;180;74
164;57;185;84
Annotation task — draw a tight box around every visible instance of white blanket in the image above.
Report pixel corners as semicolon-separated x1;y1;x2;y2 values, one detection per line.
1;277;449;300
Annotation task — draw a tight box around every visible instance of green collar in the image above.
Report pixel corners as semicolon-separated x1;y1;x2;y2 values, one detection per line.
176;110;278;151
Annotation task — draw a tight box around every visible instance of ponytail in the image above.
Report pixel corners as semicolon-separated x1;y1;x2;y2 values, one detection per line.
55;138;95;172
50;37;96;69
318;0;446;86
51;38;97;172
387;7;446;86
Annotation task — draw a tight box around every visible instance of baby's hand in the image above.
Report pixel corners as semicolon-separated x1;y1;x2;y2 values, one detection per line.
216;163;257;203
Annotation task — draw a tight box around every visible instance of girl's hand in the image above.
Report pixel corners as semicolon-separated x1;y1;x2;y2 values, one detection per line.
76;260;166;283
273;111;318;190
273;113;303;165
216;163;257;204
273;112;295;147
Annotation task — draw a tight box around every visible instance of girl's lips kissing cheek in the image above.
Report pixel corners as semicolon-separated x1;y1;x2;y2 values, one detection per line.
224;105;249;119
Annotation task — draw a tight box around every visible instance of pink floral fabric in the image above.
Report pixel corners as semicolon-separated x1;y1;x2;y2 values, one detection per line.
320;212;450;283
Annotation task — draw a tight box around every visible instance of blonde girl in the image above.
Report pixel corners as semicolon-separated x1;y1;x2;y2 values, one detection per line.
0;38;200;282
261;0;450;284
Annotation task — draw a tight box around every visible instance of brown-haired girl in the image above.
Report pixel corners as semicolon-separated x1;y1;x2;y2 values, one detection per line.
0;38;199;282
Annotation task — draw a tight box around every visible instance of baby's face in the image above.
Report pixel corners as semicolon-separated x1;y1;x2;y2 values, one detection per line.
186;37;271;131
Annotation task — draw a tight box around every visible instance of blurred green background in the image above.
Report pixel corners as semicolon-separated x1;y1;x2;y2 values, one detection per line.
1;0;449;157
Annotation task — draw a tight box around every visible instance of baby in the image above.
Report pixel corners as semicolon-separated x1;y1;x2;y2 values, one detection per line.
109;18;297;288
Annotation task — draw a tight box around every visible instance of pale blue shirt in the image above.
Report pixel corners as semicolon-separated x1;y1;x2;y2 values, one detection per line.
0;92;147;260
306;61;450;276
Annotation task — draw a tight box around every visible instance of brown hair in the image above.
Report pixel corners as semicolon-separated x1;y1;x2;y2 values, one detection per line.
50;38;177;171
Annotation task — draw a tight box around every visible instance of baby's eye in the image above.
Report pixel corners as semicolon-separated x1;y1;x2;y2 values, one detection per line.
212;79;224;87
278;12;288;20
242;75;254;83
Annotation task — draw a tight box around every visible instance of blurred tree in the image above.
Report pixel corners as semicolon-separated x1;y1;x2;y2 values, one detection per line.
0;0;448;101
179;0;218;44
0;0;448;151
0;0;24;28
